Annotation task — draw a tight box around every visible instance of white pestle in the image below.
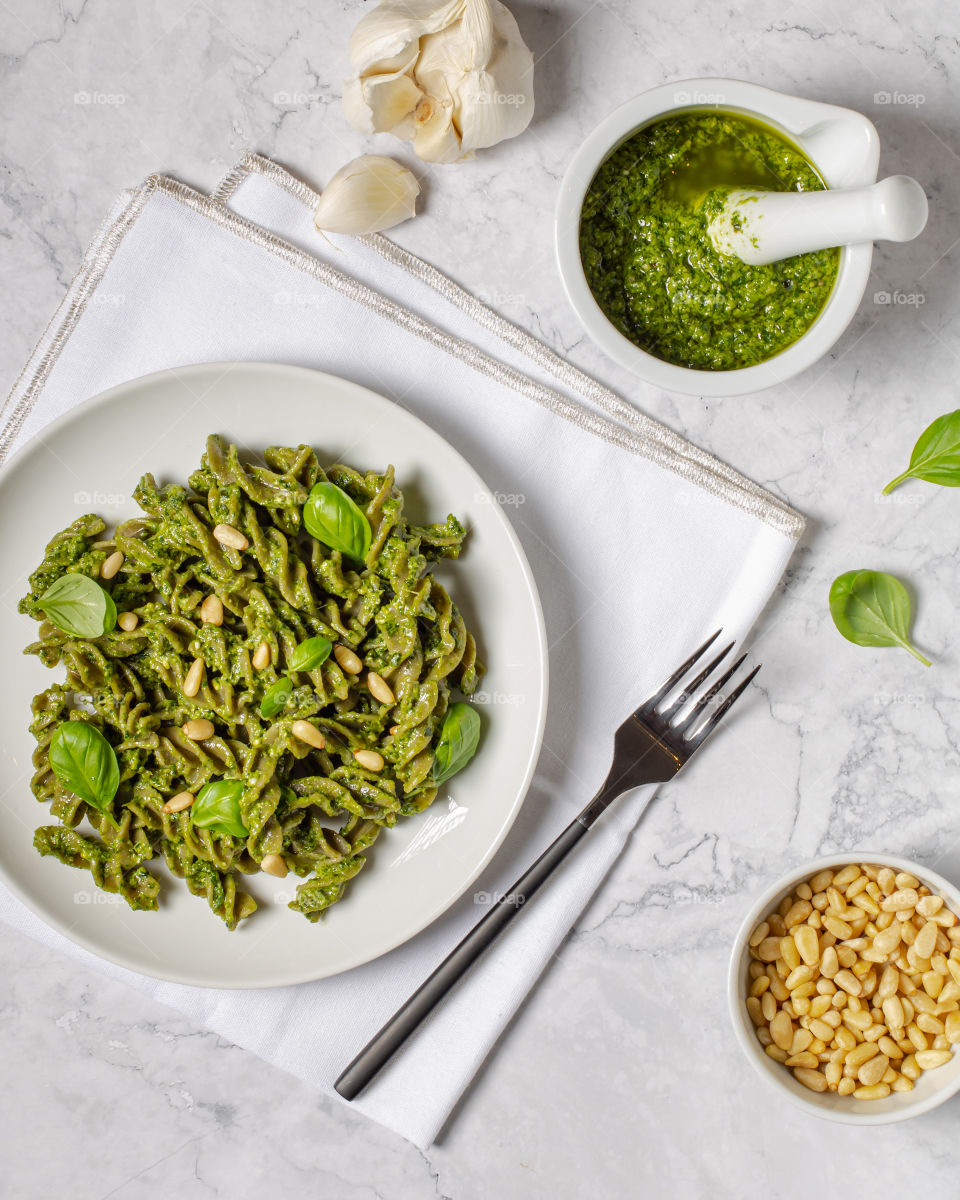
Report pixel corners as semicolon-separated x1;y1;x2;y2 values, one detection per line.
707;175;929;266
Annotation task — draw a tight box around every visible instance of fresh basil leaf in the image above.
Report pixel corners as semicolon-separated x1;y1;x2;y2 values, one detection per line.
40;573;117;637
829;570;931;666
884;409;960;494
191;779;248;839
49;721;120;813
432;702;481;785
288;636;333;673
303;481;372;563
260;676;293;719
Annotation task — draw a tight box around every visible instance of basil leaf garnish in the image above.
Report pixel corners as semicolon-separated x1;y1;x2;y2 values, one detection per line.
191;779;248;839
288;636;333;673
49;721;120;813
884;409;960;494
260;676;293;719
829;570;931;666
432;702;481;785
39;573;117;638
303;482;372;563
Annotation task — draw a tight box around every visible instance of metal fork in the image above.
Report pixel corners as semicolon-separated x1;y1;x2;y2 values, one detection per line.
334;630;759;1100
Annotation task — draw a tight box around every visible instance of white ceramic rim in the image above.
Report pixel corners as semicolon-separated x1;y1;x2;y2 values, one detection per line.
728;852;960;1124
555;77;881;396
0;363;549;987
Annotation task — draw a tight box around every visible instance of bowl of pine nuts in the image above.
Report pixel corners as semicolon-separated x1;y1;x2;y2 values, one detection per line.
729;854;960;1123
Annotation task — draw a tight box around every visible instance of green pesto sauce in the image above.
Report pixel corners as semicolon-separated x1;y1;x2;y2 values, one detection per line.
579;112;840;371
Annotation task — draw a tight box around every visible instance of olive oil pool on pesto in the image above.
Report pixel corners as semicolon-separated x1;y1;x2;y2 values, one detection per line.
579;112;840;371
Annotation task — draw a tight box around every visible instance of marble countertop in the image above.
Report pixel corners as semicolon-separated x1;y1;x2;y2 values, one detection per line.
3;1;960;1197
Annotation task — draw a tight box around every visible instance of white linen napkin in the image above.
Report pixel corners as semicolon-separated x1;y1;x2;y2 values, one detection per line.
0;152;803;1148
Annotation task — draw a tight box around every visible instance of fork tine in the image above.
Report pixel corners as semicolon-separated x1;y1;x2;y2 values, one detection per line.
687;663;762;748
673;652;747;736
643;630;722;710
660;642;734;721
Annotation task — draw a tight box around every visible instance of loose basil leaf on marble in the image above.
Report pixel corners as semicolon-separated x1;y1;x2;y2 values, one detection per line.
191;780;248;839
288;636;333;673
260;676;294;719
883;409;960;494
829;570;931;666
432;702;481;785
303;482;372;563
39;573;117;638
49;721;120;813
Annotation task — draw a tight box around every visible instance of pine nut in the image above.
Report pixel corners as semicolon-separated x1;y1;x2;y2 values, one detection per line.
749;922;770;948
183;657;204;697
808;1018;834;1042
213;523;248;551
918;895;944;917
914;920;938;960
117;611;139;631
820;945;839;978
746;997;764;1026
770;1011;794;1050
896;872;920;889
882;996;905;1030
878;868;897;895
260;853;288;878
785;964;813;990
881;888;919;912
811;870;835;892
200;594;224;625
857;1054;889;1086
824;916;853;939
366;671;395;704
853;1083;890;1100
945;1011;960;1043
834;865;860;887
182;718;214;741
163;790;195;813
100;550;124;579
766;1045;788;1063
892;1075;914;1092
791;1029;814;1054
838;1077;856;1095
354;749;385;771
915;1049;953;1070
785;900;812;928
781;937;801;970
794;924;819;966
793;1067;827;1092
835;969;862;996
252;641;271;670
333;644;363;674
291;720;325;749
785;1051;819;1068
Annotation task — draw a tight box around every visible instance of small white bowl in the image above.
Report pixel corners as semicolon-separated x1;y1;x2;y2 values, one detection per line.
728;853;960;1124
555;78;880;396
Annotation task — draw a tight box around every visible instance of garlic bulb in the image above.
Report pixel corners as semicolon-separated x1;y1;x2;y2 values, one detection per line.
343;0;534;164
313;155;420;235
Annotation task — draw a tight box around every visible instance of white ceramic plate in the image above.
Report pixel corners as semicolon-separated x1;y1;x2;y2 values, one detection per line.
0;362;547;987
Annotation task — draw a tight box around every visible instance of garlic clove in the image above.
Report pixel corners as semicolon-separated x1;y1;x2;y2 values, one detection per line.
412;95;463;164
348;0;464;76
457;24;533;153
313;155;420;235
362;72;424;132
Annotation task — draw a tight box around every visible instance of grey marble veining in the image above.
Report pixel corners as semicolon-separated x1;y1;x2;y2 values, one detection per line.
3;1;960;1197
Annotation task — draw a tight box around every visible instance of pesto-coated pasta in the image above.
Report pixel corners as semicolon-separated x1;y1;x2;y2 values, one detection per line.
19;435;483;929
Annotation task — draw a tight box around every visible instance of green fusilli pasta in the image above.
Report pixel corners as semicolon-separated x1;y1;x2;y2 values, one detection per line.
20;435;483;929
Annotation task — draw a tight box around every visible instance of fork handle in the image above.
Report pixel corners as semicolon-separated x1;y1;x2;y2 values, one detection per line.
333;816;589;1101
